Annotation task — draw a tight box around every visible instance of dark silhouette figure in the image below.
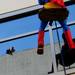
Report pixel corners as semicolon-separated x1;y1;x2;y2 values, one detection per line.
6;47;15;55
56;33;75;67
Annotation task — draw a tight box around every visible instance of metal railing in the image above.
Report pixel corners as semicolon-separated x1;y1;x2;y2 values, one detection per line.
0;21;75;43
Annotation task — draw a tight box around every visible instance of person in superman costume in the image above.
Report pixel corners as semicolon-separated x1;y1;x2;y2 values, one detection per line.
37;0;75;55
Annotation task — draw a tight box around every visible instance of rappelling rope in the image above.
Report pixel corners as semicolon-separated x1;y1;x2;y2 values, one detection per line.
55;21;67;75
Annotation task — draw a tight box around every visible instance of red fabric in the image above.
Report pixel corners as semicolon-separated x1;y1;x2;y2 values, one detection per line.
38;31;44;46
51;0;65;7
64;29;75;49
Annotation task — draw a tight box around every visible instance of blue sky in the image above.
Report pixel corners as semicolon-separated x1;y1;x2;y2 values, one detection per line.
0;5;75;55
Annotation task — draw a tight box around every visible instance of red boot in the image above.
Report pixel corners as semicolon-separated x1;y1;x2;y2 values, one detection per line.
64;29;75;49
37;31;44;55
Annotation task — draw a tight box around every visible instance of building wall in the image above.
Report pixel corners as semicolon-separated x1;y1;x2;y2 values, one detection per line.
0;45;52;75
0;0;38;14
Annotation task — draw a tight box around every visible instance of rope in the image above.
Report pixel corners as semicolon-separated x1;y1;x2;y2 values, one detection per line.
55;21;67;75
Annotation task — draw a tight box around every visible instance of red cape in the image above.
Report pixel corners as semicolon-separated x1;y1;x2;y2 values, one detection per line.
51;0;65;7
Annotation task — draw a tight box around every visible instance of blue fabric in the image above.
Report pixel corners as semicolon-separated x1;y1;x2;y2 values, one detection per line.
39;21;53;31
39;21;48;31
44;0;49;3
39;20;69;31
59;20;69;31
38;0;49;5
